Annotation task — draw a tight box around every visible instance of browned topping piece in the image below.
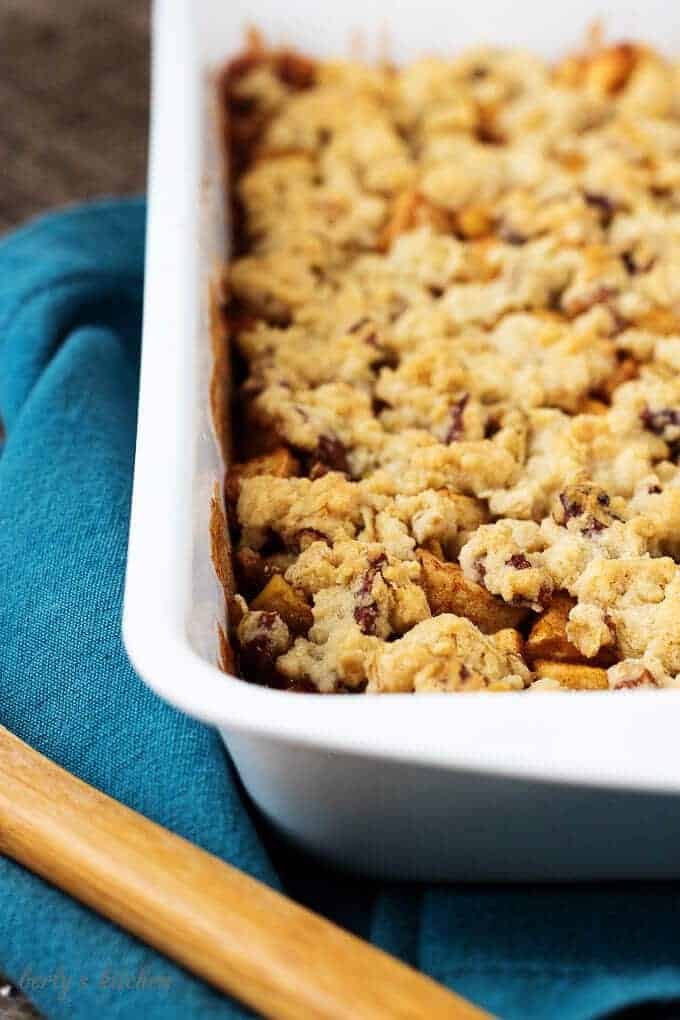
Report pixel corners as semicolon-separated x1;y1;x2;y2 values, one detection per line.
250;575;314;635
493;628;525;658
456;204;494;240
555;41;639;95
378;191;451;251
422;538;445;559
595;356;639;402
475;104;505;146
637;309;680;335
439;491;490;531
295;528;331;550
610;665;660;690
585;43;638;95
226;447;300;511
577;397;609;415
417;550;528;633
533;660;609;690
275;50;317;89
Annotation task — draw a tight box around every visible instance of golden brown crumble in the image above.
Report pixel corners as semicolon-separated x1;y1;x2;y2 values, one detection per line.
221;36;680;693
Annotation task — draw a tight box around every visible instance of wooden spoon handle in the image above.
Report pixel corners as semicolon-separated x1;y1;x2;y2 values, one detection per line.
0;726;491;1020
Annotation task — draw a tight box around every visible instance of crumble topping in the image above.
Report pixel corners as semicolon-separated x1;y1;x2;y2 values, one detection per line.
224;38;680;692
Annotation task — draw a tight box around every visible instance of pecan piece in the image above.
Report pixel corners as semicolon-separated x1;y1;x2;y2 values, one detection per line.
641;406;680;438
315;434;351;475
614;669;659;689
506;553;531;570
444;393;470;444
641;406;680;461
583;190;616;226
353;554;388;636
552;483;621;536
236;610;291;687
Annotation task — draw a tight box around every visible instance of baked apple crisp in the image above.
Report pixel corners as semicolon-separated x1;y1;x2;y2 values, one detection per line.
221;35;680;693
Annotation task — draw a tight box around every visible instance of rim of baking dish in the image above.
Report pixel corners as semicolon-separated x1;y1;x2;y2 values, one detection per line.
125;0;680;798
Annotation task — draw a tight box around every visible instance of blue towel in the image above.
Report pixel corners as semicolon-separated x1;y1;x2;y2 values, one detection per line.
1;199;680;1020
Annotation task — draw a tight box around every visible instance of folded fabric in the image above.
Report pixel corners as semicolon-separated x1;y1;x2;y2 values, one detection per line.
1;200;680;1020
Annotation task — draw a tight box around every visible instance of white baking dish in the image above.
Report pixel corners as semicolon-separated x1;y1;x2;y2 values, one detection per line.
124;0;680;880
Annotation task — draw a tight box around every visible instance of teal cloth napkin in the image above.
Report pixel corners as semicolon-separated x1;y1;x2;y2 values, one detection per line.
1;199;680;1020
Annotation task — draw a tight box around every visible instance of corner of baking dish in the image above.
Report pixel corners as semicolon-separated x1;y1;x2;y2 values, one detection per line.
124;0;680;797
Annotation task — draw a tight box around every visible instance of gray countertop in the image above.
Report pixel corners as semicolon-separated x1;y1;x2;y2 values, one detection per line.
0;0;148;232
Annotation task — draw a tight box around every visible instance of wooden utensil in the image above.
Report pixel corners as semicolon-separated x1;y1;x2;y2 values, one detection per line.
0;726;492;1020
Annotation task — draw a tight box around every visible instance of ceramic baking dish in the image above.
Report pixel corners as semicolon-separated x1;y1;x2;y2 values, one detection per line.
123;0;680;880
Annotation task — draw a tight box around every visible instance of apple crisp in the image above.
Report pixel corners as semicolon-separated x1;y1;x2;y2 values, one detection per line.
221;36;680;693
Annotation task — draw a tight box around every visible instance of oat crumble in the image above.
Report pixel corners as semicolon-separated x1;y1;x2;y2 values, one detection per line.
221;37;680;693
